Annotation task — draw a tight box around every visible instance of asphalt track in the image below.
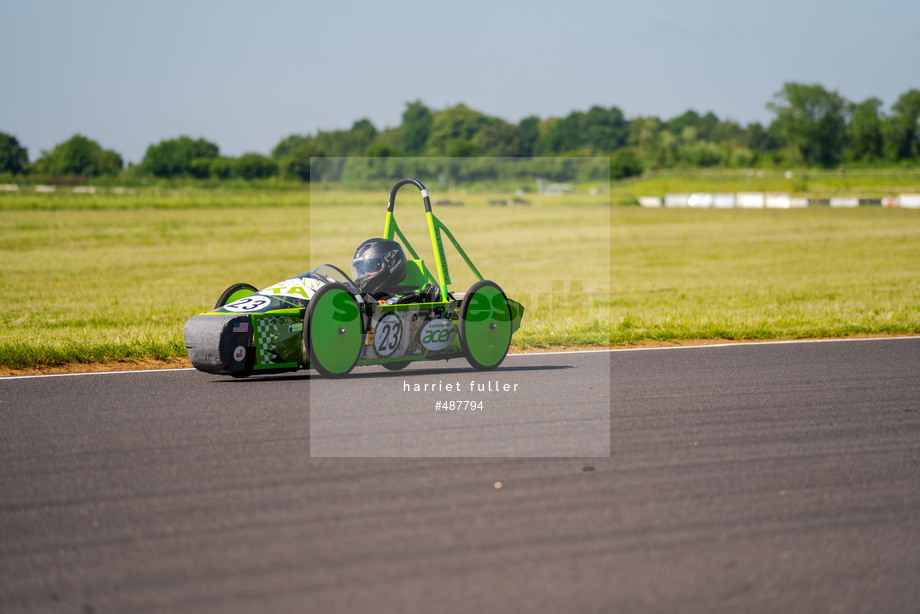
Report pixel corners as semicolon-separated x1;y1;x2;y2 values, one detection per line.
1;338;918;613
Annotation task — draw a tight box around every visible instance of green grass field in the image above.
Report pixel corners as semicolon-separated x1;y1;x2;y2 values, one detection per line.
1;184;919;371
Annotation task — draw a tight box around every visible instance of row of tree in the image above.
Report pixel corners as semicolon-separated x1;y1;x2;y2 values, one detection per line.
2;83;919;181
1;133;123;177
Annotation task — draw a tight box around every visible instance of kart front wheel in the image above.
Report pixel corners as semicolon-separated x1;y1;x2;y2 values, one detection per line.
215;283;258;309
459;280;513;371
304;283;363;377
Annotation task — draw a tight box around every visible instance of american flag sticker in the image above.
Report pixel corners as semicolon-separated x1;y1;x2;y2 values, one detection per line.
233;321;249;334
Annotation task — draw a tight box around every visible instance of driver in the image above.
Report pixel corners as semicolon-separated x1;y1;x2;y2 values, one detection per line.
350;238;407;298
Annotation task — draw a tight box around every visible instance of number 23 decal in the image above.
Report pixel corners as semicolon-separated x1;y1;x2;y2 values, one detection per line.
374;314;402;357
223;295;272;312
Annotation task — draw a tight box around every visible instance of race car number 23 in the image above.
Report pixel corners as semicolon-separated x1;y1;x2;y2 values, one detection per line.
223;295;272;312
374;314;402;357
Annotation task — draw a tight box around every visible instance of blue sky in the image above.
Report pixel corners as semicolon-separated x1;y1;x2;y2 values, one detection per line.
4;0;919;164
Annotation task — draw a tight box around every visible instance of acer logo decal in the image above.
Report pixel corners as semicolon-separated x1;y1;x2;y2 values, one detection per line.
419;319;456;351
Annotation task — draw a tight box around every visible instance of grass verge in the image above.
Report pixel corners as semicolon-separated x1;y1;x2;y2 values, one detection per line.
2;188;919;372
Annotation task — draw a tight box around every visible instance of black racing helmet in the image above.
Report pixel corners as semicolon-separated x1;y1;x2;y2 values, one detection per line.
350;238;406;295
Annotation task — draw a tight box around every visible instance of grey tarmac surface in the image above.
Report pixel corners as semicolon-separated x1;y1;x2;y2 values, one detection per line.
1;338;918;613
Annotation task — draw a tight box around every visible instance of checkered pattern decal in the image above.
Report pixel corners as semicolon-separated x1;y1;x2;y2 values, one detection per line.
252;313;300;368
254;316;280;366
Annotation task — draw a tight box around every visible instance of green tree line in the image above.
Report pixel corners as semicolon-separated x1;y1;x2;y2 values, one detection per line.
3;83;919;182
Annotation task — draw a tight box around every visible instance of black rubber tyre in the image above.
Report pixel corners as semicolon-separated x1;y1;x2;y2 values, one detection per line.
304;283;363;377
381;361;410;371
458;280;513;371
215;283;258;309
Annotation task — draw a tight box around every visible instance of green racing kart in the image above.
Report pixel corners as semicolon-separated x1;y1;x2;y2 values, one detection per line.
184;178;524;377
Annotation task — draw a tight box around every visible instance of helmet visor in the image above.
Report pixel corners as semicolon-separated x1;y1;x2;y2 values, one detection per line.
351;254;386;285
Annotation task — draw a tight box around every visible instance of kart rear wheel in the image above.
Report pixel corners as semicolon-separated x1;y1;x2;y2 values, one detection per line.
304;283;363;377
381;361;410;371
459;280;513;371
215;283;258;309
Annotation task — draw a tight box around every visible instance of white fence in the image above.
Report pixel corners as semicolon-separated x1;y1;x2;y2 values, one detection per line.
641;192;920;209
830;197;859;208
737;192;765;209
2;184;918;208
0;185;132;194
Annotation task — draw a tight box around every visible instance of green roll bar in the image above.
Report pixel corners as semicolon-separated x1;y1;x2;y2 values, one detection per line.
382;178;483;300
